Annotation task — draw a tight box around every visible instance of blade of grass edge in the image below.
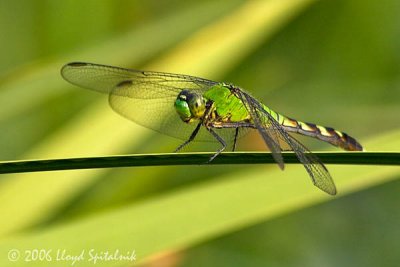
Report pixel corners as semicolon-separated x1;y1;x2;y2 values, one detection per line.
0;152;398;174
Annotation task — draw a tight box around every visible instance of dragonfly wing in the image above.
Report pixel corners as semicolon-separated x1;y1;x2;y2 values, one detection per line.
61;62;244;143
108;85;205;142
279;133;337;195
236;89;336;195
235;90;284;169
61;62;217;95
108;82;249;143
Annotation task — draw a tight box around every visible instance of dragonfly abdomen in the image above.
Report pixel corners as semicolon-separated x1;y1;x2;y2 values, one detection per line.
281;117;363;151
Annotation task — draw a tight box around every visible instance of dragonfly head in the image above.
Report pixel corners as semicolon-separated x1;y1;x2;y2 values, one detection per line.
175;90;206;123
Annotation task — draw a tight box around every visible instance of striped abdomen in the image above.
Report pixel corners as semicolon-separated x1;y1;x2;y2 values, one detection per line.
280;116;363;151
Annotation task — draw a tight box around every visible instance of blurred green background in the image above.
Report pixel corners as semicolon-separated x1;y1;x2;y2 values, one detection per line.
0;0;399;266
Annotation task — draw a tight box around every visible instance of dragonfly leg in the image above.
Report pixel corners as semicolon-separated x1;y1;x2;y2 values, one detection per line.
209;122;255;152
174;122;202;152
232;128;239;151
207;128;227;162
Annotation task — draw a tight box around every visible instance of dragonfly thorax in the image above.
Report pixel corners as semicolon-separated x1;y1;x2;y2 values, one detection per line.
175;90;207;123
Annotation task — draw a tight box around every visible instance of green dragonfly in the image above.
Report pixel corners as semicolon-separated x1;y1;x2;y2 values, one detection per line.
61;62;363;195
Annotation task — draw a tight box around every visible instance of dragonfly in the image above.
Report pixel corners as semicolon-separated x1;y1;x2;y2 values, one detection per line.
61;62;363;195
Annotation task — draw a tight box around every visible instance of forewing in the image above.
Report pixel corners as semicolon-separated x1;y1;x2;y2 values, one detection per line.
61;62;244;143
61;62;217;95
235;89;336;195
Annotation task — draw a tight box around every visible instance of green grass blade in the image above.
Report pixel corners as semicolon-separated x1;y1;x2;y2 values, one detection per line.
0;152;398;174
0;131;398;266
